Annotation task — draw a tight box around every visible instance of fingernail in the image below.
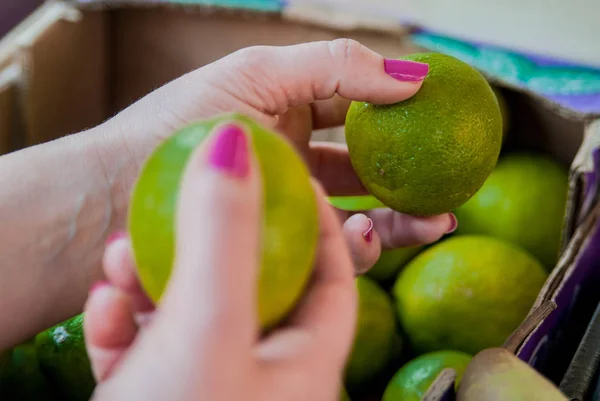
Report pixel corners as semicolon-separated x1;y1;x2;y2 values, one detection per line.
445;213;458;234
363;218;374;243
207;123;250;178
384;59;429;82
105;230;126;246
90;280;111;294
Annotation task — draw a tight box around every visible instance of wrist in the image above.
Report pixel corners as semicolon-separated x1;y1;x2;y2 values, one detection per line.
89;121;144;232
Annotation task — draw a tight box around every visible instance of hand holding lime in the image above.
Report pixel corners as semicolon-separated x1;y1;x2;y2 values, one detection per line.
128;113;319;330
345;53;503;216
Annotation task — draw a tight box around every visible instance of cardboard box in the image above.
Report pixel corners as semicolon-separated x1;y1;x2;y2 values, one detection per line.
1;1;599;399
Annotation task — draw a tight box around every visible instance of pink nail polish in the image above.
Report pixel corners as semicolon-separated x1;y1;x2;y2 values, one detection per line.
363;218;374;243
445;213;458;234
384;59;429;82
105;230;126;246
207;123;250;178
90;280;110;294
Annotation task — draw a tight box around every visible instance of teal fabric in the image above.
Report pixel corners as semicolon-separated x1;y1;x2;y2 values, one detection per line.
411;32;600;97
164;0;283;12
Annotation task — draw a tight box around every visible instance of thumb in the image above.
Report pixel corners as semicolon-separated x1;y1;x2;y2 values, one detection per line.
155;121;262;355
209;39;428;115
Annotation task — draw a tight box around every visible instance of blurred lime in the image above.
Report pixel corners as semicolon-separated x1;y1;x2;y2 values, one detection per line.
393;235;547;355
383;350;472;401
367;246;423;283
340;386;351;401
1;344;54;401
128;113;319;330
0;350;11;396
454;153;568;268
346;276;398;387
35;314;95;401
328;195;386;211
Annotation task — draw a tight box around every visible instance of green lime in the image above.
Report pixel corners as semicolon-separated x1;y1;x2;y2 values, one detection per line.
340;386;352;401
346;276;398;387
393;235;547;355
328;195;387;211
454;153;568;268
367;246;423;283
0;349;9;377
1;344;54;401
345;52;502;216
35;314;95;401
0;350;11;396
383;350;472;401
128;113;319;330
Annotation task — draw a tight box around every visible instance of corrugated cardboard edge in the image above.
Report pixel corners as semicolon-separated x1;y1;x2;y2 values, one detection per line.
0;1;82;68
534;121;600;308
0;62;26;154
510;191;600;355
0;1;109;147
423;368;457;401
0;1;84;148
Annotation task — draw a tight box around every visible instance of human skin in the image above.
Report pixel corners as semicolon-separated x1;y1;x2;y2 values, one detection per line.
84;123;357;401
0;39;455;350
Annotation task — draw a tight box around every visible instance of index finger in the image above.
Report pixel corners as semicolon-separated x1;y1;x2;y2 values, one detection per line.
283;180;358;369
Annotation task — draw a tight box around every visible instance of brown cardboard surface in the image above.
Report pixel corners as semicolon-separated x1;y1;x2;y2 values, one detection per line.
0;1;109;148
24;9;108;145
0;83;14;155
109;8;420;114
0;61;25;155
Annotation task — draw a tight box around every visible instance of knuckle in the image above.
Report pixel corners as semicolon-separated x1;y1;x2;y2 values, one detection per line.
231;45;272;70
327;38;363;63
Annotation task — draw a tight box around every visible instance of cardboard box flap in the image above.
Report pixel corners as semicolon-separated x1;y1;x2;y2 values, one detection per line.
515;147;600;380
0;1;82;70
423;369;457;401
0;64;22;154
0;1;108;147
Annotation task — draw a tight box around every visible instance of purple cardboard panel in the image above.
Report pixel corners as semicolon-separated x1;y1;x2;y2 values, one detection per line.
410;32;600;116
518;138;600;372
579;148;600;223
518;207;600;370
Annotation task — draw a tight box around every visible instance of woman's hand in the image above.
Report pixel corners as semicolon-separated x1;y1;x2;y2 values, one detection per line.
0;39;456;349
99;39;456;273
85;123;357;401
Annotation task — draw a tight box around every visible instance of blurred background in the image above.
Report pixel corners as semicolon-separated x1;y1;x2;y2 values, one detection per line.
0;0;43;37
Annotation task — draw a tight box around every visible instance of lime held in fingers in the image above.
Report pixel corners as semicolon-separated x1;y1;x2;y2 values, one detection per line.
345;53;503;216
128;113;319;330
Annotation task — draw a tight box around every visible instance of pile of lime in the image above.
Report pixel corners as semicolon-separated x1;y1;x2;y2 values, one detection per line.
325;51;567;398
4;51;569;401
0;314;95;401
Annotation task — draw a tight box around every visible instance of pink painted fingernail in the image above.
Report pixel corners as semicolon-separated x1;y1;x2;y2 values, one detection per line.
363;218;374;243
90;280;111;294
105;230;126;246
445;213;458;234
384;59;429;82
207;123;250;178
